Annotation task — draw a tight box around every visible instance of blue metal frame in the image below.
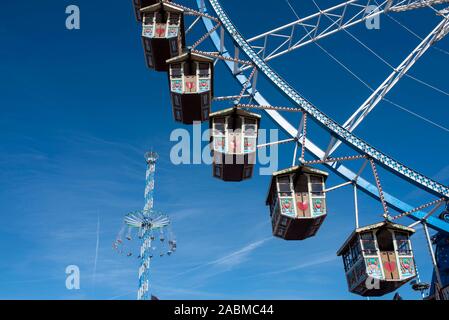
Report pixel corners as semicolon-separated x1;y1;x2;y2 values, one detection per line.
196;0;449;233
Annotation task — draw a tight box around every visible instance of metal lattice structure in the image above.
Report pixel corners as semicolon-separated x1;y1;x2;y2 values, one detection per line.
127;0;449;298
194;0;449;233
244;0;449;62
114;152;176;300
187;0;449;297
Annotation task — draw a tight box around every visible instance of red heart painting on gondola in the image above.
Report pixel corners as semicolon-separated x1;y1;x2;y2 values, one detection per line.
384;261;396;273
156;28;165;36
282;202;291;209
186;82;195;90
297;202;308;211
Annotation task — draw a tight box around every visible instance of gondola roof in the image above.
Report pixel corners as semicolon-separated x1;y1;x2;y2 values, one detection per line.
336;221;415;255
141;2;183;14
272;165;328;178
265;165;329;204
209;107;261;119
166;50;214;64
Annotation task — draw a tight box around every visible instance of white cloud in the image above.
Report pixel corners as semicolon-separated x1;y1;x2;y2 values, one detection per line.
170;237;272;279
209;237;271;269
253;252;337;277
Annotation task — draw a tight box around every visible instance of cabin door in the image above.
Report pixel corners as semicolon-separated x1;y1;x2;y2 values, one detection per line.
227;132;242;154
184;76;197;93
155;24;166;38
381;251;399;280
295;193;310;218
294;174;310;218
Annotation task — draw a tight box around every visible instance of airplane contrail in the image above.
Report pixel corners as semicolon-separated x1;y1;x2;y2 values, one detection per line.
92;214;100;295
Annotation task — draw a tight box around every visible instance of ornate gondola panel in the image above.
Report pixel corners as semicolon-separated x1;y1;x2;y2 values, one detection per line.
168;51;214;124
210;108;260;181
266;166;328;240
338;222;416;296
141;2;185;71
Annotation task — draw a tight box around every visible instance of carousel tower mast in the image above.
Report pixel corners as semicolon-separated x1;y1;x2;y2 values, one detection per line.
138;151;159;300
115;151;175;301
144;151;158;212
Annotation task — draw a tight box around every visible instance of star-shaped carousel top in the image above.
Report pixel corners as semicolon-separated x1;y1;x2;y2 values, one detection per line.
124;209;170;230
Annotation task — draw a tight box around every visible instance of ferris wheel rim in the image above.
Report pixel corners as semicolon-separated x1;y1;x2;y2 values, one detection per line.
195;0;449;233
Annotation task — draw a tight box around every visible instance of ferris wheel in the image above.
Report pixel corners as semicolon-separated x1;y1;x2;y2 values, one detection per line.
130;0;449;298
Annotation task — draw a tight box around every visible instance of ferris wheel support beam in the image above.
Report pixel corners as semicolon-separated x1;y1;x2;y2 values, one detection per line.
325;14;449;157
185;15;202;35
408;201;444;228
206;0;449;198
354;183;360;228
243;0;449;64
423;221;445;299
197;0;449;233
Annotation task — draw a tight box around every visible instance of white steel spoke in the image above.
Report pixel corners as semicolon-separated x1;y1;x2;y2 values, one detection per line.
257;138;296;148
185;15;202;34
199;0;449;234
408;201;445;227
325;14;449;157
245;0;449;63
423;221;445;299
354;183;360;228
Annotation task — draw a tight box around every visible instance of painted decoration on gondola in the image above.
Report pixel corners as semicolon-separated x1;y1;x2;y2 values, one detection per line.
155;26;166;38
399;257;415;278
167;26;178;37
297;200;308;211
214;137;226;153
311;198;325;217
244;137;256;153
143;25;154;38
185;80;196;93
280;198;295;217
383;261;396;274
365;257;382;278
171;80;182;93
198;79;210;93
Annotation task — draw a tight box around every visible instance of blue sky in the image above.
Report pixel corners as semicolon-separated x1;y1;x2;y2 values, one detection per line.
0;0;448;300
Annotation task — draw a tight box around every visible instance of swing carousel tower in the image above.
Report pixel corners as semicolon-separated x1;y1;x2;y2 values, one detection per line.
114;151;176;300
